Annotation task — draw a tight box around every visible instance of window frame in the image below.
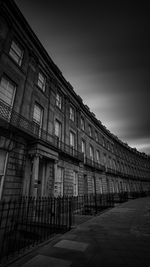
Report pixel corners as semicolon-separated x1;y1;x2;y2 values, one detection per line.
73;171;78;196
70;131;75;148
69;105;75;122
56;92;62;109
89;145;94;161
55;119;62;140
0;151;8;200
0;75;16;107
89;125;92;137
96;150;100;163
95;131;99;142
81;116;85;131
37;72;46;92
9;40;24;66
54;166;64;197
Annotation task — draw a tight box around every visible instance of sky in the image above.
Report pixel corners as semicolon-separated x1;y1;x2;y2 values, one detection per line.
15;0;150;155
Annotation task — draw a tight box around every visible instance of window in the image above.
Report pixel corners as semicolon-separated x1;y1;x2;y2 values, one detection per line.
113;159;116;170
92;177;95;194
33;104;43;137
81;140;86;155
95;131;98;142
55;120;62;140
103;154;107;166
0;150;8;199
54;167;64;197
99;178;103;194
90;145;94;161
89;125;92;137
56;92;62;109
96;150;100;163
33;104;43;126
73;171;78;196
107;142;110;150
70;131;75;148
102;136;105;146
0;76;16;106
37;72;46;92
81;116;85;131
109;157;112;168
69;106;75;122
9;40;23;66
0;76;16;120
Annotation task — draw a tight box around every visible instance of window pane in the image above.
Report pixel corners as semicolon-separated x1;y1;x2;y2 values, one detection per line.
55;120;61;138
56;93;62;109
9;41;23;66
70;132;75;147
0;150;7;174
0;77;16;106
33;104;43;125
38;72;46;91
70;106;75;121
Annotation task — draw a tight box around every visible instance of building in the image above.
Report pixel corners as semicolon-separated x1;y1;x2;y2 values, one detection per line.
0;0;150;200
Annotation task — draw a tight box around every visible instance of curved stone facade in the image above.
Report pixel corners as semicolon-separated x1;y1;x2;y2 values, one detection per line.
0;0;150;200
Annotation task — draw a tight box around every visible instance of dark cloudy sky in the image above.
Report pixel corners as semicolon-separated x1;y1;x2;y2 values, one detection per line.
15;0;150;155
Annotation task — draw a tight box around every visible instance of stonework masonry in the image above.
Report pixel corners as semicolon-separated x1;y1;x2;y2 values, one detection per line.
0;0;150;200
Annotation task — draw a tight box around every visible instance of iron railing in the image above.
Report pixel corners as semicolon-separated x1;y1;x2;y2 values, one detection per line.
0;196;72;263
85;157;105;171
0;99;84;161
0;192;150;263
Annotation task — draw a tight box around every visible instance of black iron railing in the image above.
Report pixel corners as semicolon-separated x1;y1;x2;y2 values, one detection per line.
0;99;84;161
0;196;72;263
85;157;105;171
71;193;114;216
0;192;150;263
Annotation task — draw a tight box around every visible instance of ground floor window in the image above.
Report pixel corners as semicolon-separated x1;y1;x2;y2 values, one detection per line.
73;171;78;196
99;178;103;194
92;177;95;194
54;166;64;197
0;150;8;199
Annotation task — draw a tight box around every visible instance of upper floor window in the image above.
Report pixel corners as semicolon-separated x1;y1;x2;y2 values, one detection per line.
81;116;85;131
96;150;100;163
33;103;43;127
107;142;110;150
113;159;116;170
90;145;94;161
103;154;107;165
70;131;75;148
109;157;112;168
95;131;98;142
81;139;86;155
0;76;16;107
56;92;62;109
9;41;23;66
37;72;46;92
102;136;105;146
69;106;75;122
89;125;92;137
55;119;62;140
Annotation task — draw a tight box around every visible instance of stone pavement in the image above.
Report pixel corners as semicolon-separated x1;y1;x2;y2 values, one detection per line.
7;197;150;267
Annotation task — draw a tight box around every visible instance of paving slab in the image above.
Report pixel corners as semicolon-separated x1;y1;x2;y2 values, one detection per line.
54;239;89;252
22;255;71;267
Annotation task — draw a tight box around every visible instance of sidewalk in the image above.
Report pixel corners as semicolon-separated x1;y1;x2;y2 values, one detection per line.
7;197;150;267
